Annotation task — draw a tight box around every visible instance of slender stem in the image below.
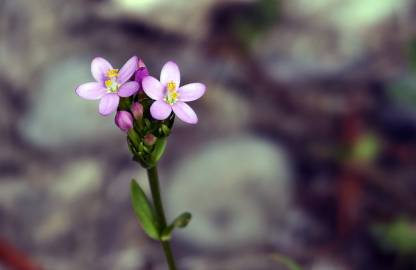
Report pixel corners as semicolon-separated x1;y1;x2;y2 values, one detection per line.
147;166;178;270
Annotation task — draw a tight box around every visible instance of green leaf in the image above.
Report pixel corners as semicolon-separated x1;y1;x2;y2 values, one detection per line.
130;179;160;240
161;212;192;241
271;254;303;270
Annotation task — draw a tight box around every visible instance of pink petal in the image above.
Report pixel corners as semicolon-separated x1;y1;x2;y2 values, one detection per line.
75;82;107;100
118;81;139;97
91;57;113;82
99;93;120;116
150;100;172;120
160;61;180;86
172;102;198;124
178;83;206;102
142;76;164;100
117;56;138;84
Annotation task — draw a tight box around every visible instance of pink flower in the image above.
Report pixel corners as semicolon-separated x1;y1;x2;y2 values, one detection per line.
142;61;206;124
76;56;140;116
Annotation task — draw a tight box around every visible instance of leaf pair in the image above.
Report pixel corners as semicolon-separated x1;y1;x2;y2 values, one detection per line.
130;179;192;241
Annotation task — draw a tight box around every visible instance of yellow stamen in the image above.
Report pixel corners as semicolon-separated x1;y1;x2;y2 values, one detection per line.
107;69;119;78
105;80;113;88
167;81;176;92
164;81;180;104
171;92;179;100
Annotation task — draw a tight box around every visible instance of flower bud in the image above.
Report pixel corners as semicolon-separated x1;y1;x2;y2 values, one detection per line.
115;111;133;132
135;59;149;86
144;134;157;146
131;102;143;120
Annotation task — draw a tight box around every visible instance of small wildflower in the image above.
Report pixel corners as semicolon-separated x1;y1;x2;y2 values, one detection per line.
76;56;140;116
115;111;134;132
142;61;206;124
131;102;144;120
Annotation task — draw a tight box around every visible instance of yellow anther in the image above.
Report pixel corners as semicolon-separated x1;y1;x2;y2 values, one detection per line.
105;80;113;88
107;69;119;78
167;81;176;92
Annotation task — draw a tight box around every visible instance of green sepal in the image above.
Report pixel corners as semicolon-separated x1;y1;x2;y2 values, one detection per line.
151;137;167;164
130;179;160;240
127;130;141;147
161;212;192;241
118;97;133;111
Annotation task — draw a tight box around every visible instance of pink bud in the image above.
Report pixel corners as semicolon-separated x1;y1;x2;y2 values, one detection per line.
144;134;157;145
131;102;143;120
135;59;149;86
115;111;133;132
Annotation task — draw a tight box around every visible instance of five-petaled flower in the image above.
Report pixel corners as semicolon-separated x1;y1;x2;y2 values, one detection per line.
76;56;140;115
142;61;206;124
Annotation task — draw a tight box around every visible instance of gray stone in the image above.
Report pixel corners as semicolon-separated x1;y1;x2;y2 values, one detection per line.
254;0;412;80
106;168;149;204
180;253;287;270
310;257;348;270
0;179;31;210
110;246;145;270
165;136;292;250
100;0;256;39
51;159;103;202
199;84;251;133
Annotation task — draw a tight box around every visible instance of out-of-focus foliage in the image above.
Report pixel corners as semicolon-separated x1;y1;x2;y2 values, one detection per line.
373;219;416;256
351;133;380;162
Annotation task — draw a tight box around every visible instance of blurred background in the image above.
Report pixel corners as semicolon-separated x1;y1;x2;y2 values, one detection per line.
1;0;416;269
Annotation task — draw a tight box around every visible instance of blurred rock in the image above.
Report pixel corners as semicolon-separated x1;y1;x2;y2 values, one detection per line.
310;257;348;270
0;178;31;210
106;168;148;204
270;208;328;255
180;253;287;270
201;84;251;133
165;136;292;250
255;0;412;80
0;0;64;89
51;159;103;202
19;57;118;150
32;159;103;244
110;246;145;270
286;0;409;32
102;0;255;39
35;207;72;244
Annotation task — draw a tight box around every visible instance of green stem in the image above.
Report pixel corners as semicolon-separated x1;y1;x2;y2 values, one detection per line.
147;166;178;270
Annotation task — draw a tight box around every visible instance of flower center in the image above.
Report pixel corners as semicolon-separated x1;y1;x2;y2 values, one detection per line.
164;81;180;105
105;69;120;93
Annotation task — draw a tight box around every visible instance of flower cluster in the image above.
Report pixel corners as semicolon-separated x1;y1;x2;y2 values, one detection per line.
76;56;206;167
